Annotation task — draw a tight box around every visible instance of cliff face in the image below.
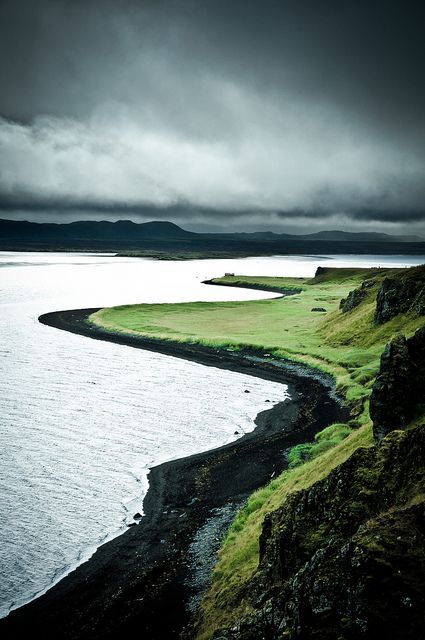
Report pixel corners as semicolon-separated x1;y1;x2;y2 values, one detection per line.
213;427;425;640
338;264;425;320
374;266;425;324
369;327;425;442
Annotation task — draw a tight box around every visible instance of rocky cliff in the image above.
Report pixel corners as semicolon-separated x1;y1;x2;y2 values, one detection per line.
338;264;425;320
370;327;425;442
212;426;425;640
374;265;425;324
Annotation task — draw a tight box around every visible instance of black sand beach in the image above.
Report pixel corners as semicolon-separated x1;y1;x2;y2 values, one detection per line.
1;308;348;639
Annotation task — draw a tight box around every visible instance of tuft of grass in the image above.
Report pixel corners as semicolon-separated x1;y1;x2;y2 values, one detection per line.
287;443;313;468
287;423;352;468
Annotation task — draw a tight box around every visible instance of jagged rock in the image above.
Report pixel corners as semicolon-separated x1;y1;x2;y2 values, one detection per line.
369;334;412;441
213;426;425;639
370;327;425;442
339;280;374;313
374;266;425;324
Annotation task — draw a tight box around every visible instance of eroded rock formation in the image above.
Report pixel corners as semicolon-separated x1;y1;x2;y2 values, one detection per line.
339;279;374;313
370;327;425;442
374;266;425;324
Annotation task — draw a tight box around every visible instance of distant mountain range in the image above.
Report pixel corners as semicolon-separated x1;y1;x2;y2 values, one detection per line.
0;218;424;255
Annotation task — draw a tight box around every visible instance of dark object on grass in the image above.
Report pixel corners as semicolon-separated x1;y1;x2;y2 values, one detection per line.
311;307;326;312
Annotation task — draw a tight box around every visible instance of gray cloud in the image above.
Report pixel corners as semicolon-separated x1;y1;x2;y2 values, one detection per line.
0;0;424;234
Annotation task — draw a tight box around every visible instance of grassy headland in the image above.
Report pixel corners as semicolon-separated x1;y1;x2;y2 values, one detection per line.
90;267;422;421
89;265;425;638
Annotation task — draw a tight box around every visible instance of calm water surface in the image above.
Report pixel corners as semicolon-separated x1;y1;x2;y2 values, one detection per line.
0;252;423;617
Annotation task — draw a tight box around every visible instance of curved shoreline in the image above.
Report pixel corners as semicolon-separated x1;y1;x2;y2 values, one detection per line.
1;308;348;640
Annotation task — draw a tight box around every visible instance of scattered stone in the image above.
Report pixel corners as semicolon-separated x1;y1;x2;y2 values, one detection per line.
244;389;250;393
133;512;143;520
311;307;326;312
234;430;240;435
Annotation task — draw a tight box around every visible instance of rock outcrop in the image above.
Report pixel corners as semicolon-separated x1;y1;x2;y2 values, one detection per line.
374;265;425;324
339;279;374;313
370;327;425;442
212;426;425;640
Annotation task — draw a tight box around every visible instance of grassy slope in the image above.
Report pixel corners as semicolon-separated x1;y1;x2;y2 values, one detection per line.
89;266;425;638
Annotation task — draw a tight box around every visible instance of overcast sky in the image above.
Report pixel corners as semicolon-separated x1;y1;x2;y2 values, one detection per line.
0;0;424;234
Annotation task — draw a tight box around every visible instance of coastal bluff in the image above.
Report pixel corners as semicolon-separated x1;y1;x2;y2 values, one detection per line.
210;425;425;640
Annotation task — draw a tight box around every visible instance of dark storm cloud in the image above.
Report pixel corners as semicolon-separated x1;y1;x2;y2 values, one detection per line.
0;0;424;233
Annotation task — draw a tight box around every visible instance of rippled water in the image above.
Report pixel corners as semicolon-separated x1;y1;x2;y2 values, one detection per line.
0;251;423;618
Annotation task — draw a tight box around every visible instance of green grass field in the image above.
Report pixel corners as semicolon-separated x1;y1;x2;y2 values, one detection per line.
89;266;425;639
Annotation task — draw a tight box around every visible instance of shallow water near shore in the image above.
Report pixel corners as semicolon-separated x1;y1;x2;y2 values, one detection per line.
0;251;423;618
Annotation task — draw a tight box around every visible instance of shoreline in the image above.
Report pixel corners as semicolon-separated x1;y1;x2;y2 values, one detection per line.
1;308;348;639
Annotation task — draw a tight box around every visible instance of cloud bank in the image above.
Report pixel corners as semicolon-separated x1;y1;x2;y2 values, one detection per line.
0;0;424;233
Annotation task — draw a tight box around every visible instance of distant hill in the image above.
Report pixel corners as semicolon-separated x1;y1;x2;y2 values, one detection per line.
0;219;194;241
0;218;424;255
300;230;423;243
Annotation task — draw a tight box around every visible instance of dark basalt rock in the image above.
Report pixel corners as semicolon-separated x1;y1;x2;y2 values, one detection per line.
213;426;425;640
374;266;425;324
339;279;374;313
370;327;425;442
